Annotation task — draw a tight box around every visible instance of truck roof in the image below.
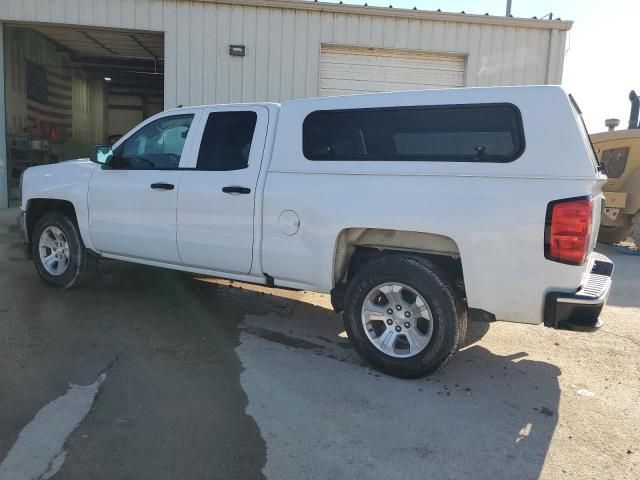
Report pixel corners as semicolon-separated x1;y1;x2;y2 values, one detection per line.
164;85;567;113
282;84;564;107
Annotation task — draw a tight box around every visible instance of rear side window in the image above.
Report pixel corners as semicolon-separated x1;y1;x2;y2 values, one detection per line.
303;104;524;162
196;111;257;171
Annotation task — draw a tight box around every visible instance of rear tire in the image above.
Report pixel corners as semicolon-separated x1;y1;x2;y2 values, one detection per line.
632;213;640;248
32;211;98;288
598;226;630;245
343;255;467;378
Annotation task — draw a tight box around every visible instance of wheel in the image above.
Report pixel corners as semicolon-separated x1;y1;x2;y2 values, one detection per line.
343;255;467;378
598;226;630;245
32;211;98;288
632;213;640;248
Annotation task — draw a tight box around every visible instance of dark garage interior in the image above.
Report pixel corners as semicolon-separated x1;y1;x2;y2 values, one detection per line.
3;24;164;202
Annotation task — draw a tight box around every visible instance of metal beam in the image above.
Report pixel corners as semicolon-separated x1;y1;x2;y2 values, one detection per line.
71;55;164;72
81;31;117;56
0;23;8;209
129;34;158;61
108;86;164;96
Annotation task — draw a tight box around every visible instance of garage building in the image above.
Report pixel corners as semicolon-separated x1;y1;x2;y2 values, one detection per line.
0;0;572;208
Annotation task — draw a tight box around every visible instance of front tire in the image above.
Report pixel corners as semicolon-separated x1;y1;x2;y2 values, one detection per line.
32;211;98;288
343;255;467;378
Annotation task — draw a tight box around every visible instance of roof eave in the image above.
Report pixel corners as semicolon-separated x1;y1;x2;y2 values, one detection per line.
196;0;573;31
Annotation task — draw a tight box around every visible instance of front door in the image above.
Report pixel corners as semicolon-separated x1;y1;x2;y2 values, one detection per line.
177;106;268;274
88;112;200;263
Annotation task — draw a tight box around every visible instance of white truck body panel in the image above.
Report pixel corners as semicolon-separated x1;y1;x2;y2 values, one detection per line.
20;86;606;327
262;86;606;324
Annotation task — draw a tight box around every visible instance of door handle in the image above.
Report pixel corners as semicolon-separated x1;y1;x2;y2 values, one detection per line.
222;186;251;194
150;182;175;190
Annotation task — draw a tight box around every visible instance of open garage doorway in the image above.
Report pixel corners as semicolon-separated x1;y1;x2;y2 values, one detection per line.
3;24;164;203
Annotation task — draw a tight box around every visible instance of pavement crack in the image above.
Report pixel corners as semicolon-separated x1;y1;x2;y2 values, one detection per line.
102;354;121;374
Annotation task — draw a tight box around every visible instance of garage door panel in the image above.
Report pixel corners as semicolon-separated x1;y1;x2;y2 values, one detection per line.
321;78;463;94
320;53;465;72
320;45;465;97
320;64;464;86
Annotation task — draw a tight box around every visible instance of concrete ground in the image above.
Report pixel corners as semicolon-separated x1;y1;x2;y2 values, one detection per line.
0;207;638;480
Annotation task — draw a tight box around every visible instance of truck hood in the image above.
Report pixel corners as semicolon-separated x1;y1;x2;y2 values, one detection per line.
22;157;98;208
25;158;97;175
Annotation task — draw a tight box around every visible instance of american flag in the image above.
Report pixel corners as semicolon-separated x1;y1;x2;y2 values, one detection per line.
26;61;72;141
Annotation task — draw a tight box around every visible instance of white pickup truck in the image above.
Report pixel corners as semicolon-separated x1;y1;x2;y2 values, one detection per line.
18;86;614;377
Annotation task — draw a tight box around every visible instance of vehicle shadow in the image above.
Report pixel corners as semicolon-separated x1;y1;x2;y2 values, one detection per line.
462;318;491;346
231;286;560;480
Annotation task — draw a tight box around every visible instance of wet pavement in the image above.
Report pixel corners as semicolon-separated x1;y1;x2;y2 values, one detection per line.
0;211;267;479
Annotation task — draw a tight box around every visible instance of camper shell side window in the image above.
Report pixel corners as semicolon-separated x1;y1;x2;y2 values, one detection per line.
302;103;525;163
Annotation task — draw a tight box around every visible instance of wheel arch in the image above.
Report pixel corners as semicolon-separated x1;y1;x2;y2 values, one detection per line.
331;228;465;311
26;198;79;244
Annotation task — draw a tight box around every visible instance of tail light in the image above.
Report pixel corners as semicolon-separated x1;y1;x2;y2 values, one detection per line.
545;196;593;265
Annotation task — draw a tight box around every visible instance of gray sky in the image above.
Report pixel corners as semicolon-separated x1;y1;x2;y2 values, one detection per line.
317;0;640;132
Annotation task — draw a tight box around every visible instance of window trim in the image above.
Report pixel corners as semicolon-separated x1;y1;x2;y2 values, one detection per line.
302;102;526;163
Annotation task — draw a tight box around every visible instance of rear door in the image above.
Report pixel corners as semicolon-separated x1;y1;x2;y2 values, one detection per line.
176;106;268;274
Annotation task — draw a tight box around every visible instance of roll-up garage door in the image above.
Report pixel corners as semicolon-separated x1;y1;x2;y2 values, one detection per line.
319;45;465;96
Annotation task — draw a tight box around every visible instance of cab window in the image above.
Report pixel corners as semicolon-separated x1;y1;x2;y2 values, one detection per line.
111;115;194;169
196;111;257;171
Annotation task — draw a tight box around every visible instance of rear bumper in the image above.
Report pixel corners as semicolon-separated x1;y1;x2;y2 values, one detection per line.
544;252;614;331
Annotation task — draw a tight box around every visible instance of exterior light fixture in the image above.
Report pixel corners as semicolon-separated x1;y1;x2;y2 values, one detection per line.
229;45;246;57
104;76;112;81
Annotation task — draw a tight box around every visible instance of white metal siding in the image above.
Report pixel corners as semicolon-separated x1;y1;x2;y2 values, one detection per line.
0;1;570;108
319;45;464;96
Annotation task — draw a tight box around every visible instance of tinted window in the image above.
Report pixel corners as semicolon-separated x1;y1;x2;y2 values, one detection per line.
112;115;193;169
196;111;257;171
303;104;524;162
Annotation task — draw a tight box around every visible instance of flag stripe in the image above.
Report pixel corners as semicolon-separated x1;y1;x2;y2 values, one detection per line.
48;79;71;92
47;91;72;102
45;69;71;83
27;105;72;120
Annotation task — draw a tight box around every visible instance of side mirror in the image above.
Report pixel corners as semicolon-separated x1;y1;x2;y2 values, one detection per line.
90;145;113;165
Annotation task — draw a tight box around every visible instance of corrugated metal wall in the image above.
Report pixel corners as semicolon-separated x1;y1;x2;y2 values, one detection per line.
0;0;569;108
